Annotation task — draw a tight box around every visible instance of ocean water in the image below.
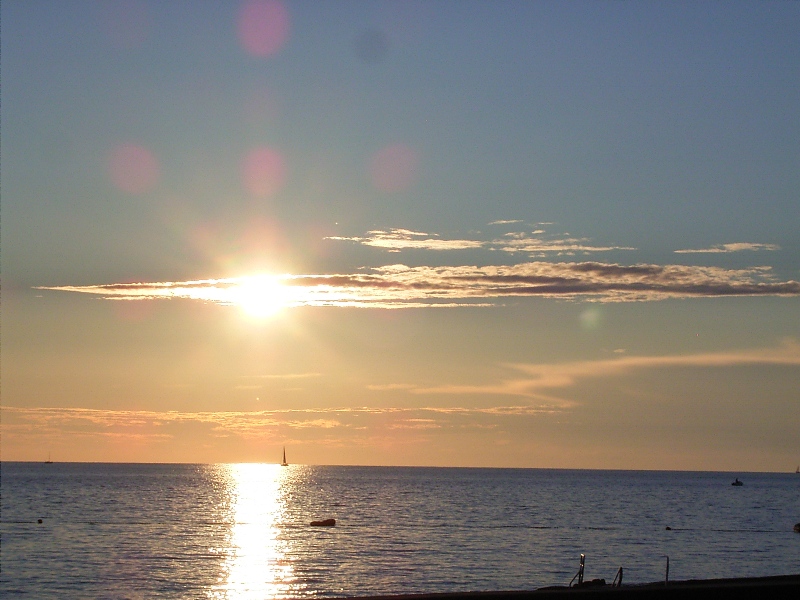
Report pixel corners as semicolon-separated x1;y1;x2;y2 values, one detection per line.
2;463;799;598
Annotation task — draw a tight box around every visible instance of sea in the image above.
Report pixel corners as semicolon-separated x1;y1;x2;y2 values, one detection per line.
2;463;799;599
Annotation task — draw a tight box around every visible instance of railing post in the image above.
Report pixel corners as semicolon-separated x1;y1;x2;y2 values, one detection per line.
569;553;586;588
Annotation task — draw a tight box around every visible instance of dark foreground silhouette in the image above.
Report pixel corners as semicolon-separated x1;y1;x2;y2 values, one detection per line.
351;574;800;600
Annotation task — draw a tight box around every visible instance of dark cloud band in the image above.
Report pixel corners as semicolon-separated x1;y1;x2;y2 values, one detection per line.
37;261;800;308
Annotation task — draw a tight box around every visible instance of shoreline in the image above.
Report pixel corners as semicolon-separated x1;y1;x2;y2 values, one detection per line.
348;574;800;599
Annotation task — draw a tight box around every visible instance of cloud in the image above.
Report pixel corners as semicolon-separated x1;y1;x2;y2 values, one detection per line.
327;229;484;252
247;373;322;380
498;236;635;255
367;383;417;391
415;340;800;398
389;418;441;430
38;261;800;308
326;227;634;255
0;404;564;443
675;242;780;254
43;227;794;311
16;339;795;444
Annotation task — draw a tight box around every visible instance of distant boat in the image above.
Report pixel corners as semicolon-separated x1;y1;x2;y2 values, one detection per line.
280;447;288;467
732;478;743;486
796;466;799;474
45;453;53;464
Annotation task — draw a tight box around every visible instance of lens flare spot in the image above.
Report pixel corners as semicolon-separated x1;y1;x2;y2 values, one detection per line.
237;0;290;57
109;143;160;195
580;307;602;330
370;143;419;193
243;147;287;198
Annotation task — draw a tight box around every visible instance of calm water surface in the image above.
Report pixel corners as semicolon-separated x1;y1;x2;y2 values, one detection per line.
2;463;799;598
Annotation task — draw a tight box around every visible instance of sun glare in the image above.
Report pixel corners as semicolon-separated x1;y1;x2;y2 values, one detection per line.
213;463;299;598
234;275;288;318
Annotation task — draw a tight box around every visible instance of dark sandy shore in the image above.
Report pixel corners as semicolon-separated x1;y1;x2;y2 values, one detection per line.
349;574;800;600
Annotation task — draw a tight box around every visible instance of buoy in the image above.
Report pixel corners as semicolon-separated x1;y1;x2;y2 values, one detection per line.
665;526;671;530
38;519;43;524
310;518;336;527
793;523;800;533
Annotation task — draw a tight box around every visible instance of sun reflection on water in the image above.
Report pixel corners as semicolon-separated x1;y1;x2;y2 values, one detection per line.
209;463;303;599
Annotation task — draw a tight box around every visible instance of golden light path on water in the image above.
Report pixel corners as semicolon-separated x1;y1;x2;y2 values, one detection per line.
209;464;304;599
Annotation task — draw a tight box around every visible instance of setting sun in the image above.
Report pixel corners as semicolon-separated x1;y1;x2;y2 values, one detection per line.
233;274;289;318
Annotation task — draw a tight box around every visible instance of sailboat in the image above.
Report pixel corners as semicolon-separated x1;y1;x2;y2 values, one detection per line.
796;466;799;474
280;447;288;467
45;453;53;464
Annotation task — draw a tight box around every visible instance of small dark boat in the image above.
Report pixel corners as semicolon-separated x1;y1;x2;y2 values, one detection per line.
731;478;743;486
280;447;288;467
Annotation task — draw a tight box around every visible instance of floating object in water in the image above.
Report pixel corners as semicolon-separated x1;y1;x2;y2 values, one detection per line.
310;518;336;527
37;519;43;524
731;478;743;486
794;523;800;533
665;526;672;530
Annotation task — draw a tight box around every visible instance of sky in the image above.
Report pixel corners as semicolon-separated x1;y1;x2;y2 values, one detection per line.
2;0;799;470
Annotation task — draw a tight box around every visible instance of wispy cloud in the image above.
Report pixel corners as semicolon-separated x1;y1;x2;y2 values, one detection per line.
0;404;562;442
38;261;800;308
247;373;322;380
498;235;635;255
367;383;417;391
327;229;484;252
675;242;780;254
415;341;800;398
8;343;796;443
326;227;634;256
388;418;441;430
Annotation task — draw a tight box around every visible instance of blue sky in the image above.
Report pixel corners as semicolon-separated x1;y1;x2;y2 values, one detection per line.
2;1;799;468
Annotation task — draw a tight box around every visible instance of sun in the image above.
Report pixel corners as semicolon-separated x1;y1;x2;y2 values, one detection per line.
233;274;288;318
